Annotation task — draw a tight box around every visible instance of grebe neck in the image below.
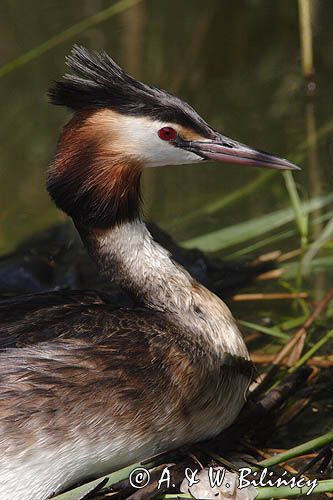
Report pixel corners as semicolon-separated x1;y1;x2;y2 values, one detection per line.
79;219;249;360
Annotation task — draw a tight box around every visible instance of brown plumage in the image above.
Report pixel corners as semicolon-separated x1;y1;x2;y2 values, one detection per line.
0;46;299;500
0;289;251;499
48;110;143;228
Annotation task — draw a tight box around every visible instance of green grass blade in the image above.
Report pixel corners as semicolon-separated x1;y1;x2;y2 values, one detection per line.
238;320;289;340
227;229;296;259
282;171;308;249
255;479;333;498
53;462;144;499
290;329;333;372
169;170;275;231
280;315;307;331
170;117;333;236
285;256;333;278
181;193;333;252
0;0;142;79
303;217;333;266
258;429;333;467
169;116;333;238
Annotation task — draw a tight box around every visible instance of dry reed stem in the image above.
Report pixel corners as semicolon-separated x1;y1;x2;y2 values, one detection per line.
250;289;333;394
278;248;303;262
285;330;307;366
273;288;333;365
277;398;311;426
244;332;261;344
256;268;286;281
251;353;333;368
233;292;308;301
253;250;282;263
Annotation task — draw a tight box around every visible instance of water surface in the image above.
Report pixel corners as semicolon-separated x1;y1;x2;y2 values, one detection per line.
0;0;332;287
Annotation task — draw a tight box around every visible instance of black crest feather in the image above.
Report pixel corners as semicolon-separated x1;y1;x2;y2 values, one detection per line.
48;45;214;136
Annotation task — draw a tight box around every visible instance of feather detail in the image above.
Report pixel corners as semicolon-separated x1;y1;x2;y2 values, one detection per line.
48;45;214;137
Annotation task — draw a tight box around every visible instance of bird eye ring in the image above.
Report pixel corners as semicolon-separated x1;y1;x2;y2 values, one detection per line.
158;127;177;141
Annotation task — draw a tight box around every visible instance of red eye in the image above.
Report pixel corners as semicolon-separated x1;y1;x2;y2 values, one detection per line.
158;127;177;141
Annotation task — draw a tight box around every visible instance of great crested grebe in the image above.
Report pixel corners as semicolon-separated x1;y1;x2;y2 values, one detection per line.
0;46;299;500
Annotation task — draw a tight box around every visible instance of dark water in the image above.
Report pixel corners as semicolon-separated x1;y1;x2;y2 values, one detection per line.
0;0;333;290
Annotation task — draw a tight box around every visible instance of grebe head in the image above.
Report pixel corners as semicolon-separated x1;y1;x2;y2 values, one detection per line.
47;45;299;229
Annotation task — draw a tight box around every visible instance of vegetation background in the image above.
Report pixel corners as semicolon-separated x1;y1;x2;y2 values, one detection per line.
0;1;332;498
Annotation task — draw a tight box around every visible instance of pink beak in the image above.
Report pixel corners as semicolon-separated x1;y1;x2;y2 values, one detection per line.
185;134;300;171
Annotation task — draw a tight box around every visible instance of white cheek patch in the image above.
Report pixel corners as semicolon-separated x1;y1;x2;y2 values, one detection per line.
146;137;203;167
113;115;204;167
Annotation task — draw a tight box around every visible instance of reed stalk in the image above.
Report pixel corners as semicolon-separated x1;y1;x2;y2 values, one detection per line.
298;0;314;79
289;329;333;372
258;429;333;468
255;479;333;499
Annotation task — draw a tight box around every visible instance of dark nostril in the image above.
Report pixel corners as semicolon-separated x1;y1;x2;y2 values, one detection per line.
223;142;234;148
